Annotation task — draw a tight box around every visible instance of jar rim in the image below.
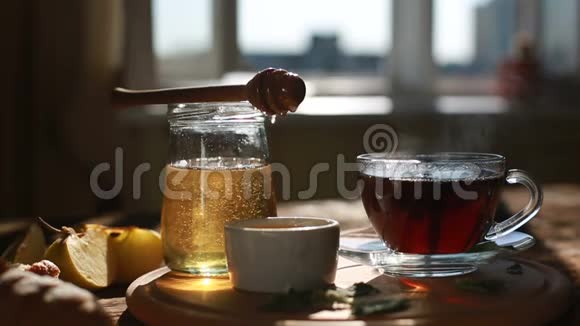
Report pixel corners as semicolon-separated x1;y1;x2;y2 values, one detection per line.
167;101;264;123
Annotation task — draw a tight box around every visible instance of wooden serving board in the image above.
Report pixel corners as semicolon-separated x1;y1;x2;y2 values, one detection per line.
126;258;572;325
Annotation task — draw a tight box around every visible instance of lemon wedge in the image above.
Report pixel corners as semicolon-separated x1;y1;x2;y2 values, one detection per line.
44;226;114;289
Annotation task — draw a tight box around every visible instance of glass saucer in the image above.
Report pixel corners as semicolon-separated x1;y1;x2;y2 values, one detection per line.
339;227;535;278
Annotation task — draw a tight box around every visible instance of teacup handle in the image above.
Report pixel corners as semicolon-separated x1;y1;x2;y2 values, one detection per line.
485;169;543;241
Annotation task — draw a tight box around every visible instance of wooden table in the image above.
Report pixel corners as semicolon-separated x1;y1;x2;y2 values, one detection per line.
4;184;580;324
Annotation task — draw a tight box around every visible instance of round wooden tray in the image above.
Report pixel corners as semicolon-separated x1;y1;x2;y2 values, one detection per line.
126;258;572;325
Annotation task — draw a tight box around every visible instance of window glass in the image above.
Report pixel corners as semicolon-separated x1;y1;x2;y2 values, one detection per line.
433;0;517;94
541;0;579;76
238;0;392;75
153;0;213;81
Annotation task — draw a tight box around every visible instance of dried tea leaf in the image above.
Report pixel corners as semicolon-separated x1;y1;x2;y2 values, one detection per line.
261;283;384;313
352;297;409;317
261;287;338;312
316;288;352;305
456;279;505;294
348;282;380;297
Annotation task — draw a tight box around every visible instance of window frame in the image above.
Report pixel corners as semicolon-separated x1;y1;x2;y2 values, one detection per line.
128;0;546;113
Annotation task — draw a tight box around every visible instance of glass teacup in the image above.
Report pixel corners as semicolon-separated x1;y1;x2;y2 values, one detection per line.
357;152;542;276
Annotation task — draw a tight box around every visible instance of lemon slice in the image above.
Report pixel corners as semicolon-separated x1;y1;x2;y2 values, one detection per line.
45;227;114;289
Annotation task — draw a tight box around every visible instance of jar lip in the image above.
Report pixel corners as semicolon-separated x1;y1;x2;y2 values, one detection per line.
167;101;264;122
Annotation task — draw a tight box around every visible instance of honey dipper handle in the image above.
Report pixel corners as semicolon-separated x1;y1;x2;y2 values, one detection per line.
112;68;305;115
112;85;246;109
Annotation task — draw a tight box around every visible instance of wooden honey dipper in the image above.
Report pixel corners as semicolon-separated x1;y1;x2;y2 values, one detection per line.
112;68;306;115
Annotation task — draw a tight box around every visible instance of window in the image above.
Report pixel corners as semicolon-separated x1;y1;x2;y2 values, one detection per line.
147;1;579;108
238;0;392;96
153;0;392;95
238;0;391;75
153;0;214;83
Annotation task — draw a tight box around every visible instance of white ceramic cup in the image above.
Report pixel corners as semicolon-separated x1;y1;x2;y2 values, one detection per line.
224;217;340;293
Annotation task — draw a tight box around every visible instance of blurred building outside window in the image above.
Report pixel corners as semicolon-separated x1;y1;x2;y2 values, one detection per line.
148;0;579;114
434;0;517;95
237;0;392;97
540;0;580;76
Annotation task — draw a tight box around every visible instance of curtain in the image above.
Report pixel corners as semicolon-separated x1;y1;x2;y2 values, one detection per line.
0;0;122;217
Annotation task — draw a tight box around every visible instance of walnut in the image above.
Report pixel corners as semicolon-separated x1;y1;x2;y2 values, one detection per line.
25;260;61;278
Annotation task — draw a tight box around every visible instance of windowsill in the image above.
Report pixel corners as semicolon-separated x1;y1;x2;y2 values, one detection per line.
117;95;510;124
435;96;508;114
150;72;511;116
295;95;510;115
